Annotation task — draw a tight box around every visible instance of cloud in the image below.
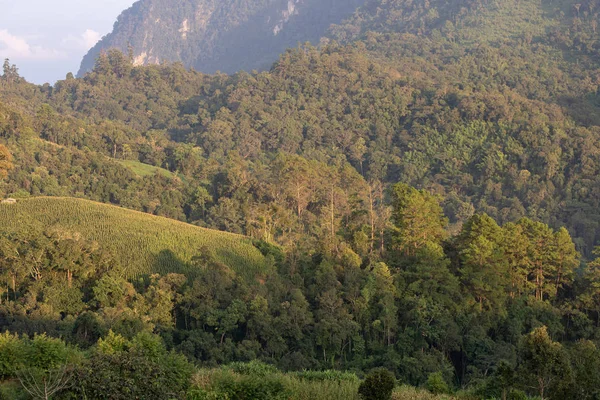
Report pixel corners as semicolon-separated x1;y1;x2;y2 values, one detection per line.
0;29;64;60
82;30;102;48
62;29;102;51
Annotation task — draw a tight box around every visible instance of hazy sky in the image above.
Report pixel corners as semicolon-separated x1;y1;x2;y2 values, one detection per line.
0;0;136;84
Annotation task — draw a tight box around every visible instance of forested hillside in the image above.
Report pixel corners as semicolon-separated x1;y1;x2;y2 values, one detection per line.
11;0;600;256
3;0;600;398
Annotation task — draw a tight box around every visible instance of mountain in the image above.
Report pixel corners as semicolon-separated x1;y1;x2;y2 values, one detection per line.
6;0;600;255
6;0;600;394
0;197;267;279
78;0;366;76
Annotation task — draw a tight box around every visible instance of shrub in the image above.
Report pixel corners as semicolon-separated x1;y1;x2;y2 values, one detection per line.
507;389;528;400
293;369;359;383
226;360;279;377
425;372;450;395
0;331;23;378
358;368;396;400
211;370;289;400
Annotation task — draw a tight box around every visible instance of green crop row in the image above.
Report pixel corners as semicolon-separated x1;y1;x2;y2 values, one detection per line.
0;197;267;280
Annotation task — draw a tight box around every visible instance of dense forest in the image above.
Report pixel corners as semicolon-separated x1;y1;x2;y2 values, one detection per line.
3;0;600;398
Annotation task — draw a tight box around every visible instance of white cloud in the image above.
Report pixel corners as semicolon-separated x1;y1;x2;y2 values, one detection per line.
82;29;102;48
0;29;64;60
62;29;102;51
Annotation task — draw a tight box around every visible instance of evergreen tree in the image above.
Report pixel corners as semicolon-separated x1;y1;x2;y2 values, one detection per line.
391;183;447;257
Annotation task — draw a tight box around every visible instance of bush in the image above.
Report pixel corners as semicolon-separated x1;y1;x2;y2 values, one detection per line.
65;333;193;400
226;360;279;377
211;370;289;400
0;332;23;378
358;368;396;400
293;369;359;383
0;332;77;379
507;389;528;400
425;372;450;395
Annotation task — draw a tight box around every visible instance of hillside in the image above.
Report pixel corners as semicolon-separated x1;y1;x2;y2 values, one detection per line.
2;0;600;256
5;0;600;395
0;197;267;279
78;0;366;76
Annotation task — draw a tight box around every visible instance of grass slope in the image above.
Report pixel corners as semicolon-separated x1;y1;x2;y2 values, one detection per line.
0;197;267;279
118;160;176;178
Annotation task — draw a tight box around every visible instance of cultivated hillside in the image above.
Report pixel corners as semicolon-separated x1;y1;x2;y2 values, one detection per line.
0;197;268;278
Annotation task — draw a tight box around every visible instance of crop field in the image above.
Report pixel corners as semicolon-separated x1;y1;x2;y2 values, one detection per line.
0;197;267;279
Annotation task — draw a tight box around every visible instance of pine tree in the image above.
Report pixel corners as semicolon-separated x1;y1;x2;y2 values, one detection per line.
391;183;448;257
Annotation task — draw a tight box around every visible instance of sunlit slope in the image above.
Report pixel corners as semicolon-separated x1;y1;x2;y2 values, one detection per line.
0;197;267;279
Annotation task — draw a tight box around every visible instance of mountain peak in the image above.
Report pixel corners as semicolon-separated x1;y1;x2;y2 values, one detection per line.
78;0;366;77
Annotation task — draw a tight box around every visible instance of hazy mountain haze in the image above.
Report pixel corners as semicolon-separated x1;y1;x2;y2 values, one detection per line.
0;0;135;83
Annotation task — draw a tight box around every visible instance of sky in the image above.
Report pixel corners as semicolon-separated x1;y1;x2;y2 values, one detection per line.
0;0;137;84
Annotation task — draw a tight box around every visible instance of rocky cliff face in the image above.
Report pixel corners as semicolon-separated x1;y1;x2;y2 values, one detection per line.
78;0;366;76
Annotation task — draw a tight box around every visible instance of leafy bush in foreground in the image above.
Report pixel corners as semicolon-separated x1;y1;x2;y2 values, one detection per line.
358;368;395;400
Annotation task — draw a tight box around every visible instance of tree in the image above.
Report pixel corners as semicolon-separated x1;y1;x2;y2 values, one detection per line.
502;222;531;298
518;219;555;301
426;372;450;395
0;144;13;180
17;366;72;400
550;227;579;298
519;327;573;400
456;214;508;312
365;262;397;346
273;154;316;219
358;368;395;400
569;340;600;400
313;261;359;366
2;59;19;85
391;183;448;257
0;235;23;300
579;248;600;325
493;361;516;400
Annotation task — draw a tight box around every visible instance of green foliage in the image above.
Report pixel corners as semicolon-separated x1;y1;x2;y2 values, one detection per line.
0;197;267;279
518;326;573;399
425;373;450;395
0;380;28;400
190;363;361;400
0;331;23;378
569;340;600;399
213;372;289;400
0;332;75;379
391;183;448;257
225;360;279;377
391;385;457;400
67;332;193;400
5;0;600;396
292;370;359;383
358;368;396;400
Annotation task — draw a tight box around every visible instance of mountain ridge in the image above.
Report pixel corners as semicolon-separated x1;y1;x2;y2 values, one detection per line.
78;0;366;77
